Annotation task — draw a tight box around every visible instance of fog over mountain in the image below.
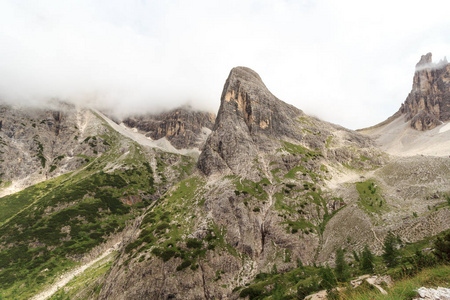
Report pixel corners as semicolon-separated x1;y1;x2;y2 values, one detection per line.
1;0;450;128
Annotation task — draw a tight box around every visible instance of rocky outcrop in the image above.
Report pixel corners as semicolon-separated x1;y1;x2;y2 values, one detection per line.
198;67;306;177
0;102;109;195
400;53;450;130
97;67;388;300
122;107;215;149
362;53;450;132
198;67;384;178
415;287;450;299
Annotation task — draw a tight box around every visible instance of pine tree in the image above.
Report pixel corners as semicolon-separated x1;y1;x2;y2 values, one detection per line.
434;231;450;262
296;278;318;299
352;250;360;262
271;263;278;275
319;264;337;289
361;245;374;273
297;257;303;268
335;248;349;282
382;231;400;267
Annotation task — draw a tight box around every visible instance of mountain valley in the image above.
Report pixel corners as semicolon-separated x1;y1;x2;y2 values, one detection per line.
0;54;449;300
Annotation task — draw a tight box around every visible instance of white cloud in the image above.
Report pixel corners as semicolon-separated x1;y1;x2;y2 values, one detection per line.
0;0;449;128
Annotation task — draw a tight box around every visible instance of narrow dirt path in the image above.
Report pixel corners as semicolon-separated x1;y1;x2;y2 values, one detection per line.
31;243;119;300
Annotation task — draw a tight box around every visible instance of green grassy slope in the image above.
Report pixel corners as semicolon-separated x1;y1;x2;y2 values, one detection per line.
0;114;195;299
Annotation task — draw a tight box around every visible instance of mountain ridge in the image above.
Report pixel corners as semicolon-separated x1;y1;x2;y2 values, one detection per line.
122;106;215;150
0;61;449;299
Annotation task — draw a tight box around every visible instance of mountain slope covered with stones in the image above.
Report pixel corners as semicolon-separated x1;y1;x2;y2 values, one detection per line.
360;53;450;156
97;67;449;299
0;63;449;300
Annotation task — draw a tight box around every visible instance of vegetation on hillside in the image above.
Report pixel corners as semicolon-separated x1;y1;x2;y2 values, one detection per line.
0;116;195;299
234;229;450;299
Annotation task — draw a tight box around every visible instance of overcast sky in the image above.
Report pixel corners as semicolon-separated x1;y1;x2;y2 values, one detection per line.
1;0;449;129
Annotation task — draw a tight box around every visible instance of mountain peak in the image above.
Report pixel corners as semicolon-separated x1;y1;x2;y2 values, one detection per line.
228;66;264;84
415;52;433;68
404;53;450;130
122;107;215;149
368;53;450;131
199;67;305;176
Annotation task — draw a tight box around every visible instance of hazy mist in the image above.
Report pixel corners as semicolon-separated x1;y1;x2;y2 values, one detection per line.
1;0;449;128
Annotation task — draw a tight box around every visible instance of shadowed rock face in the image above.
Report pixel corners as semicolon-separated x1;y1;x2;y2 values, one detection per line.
399;53;450;130
122;107;215;149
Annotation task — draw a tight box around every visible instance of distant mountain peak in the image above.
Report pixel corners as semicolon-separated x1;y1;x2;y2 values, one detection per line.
402;53;450;130
368;53;450;131
415;52;449;72
415;52;433;69
122;107;215;149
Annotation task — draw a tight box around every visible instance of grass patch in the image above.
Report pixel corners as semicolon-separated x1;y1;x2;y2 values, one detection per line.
343;265;450;300
233;177;269;201
49;252;115;300
356;179;387;214
280;141;322;159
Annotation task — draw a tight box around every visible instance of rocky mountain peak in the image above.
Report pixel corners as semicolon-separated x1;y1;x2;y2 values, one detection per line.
122;106;215;149
216;66;301;132
226;66;265;86
415;52;433;68
198;67;382;178
198;67;305;176
365;53;450;132
399;53;450;130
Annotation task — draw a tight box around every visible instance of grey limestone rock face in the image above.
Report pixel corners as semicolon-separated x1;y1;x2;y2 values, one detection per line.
0;102;109;192
198;67;383;178
122;107;216;149
400;52;450;130
98;67;387;300
198;67;304;177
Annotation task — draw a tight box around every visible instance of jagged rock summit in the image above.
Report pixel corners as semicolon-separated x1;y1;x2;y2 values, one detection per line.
2;65;450;300
359;53;450;156
400;52;450;131
198;66;383;178
122;106;215;149
198;66;305;176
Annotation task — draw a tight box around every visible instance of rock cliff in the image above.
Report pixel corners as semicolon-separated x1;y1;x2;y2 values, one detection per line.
2;65;450;300
198;67;384;178
98;67;388;299
122;107;215;149
399;53;449;130
198;67;304;177
0;102;109;195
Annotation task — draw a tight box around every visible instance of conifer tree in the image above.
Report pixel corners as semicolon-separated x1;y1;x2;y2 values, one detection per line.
319;264;337;289
335;248;349;282
361;245;374;273
382;231;400;267
434;231;450;262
